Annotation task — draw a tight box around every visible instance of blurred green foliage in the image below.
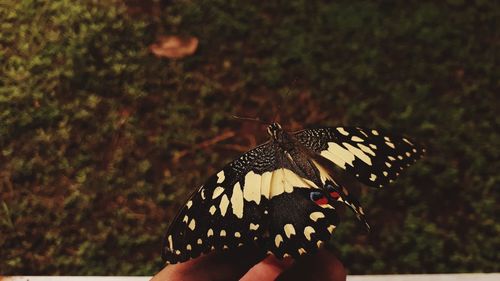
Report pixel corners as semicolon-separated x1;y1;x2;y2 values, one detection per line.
1;0;498;275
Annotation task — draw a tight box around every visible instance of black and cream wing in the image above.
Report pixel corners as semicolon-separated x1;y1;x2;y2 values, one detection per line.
294;127;424;188
264;187;339;259
162;142;275;264
162;142;340;264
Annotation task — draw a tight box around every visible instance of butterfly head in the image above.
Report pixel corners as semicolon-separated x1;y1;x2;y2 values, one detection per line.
267;122;283;140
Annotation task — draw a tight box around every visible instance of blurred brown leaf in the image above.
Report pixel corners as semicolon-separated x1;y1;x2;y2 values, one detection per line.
150;35;199;58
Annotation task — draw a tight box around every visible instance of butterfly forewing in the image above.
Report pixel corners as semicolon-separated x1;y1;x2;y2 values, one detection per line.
162;143;275;263
294;127;424;188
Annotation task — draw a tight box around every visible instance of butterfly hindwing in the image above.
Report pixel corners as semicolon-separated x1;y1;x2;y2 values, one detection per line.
266;188;339;259
294;127;424;188
307;158;370;229
162;141;342;264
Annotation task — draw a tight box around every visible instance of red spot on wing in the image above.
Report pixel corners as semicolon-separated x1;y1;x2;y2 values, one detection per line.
330;191;340;200
314;197;329;206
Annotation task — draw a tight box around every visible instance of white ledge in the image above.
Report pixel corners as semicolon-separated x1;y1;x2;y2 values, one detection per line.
349;273;500;280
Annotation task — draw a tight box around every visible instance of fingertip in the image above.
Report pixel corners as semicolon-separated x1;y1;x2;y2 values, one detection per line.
241;254;295;281
151;245;266;281
275;249;346;281
317;250;346;281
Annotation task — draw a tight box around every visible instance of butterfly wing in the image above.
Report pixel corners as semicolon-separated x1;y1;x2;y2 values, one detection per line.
259;152;339;259
162;142;275;264
163;125;423;263
265;187;339;259
162;141;340;263
294;127;424;188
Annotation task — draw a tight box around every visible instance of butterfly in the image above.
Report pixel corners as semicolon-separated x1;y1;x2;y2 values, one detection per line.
162;123;424;264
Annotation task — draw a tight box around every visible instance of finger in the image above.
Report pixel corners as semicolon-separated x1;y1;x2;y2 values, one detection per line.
150;245;266;281
240;254;295;281
275;249;346;281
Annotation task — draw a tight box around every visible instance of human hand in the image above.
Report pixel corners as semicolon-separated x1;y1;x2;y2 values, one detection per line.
150;246;346;281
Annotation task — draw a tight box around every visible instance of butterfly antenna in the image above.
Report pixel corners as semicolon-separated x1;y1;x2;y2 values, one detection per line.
232;115;269;125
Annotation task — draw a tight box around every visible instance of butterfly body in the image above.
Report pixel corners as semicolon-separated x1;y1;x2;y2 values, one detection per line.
162;123;423;264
